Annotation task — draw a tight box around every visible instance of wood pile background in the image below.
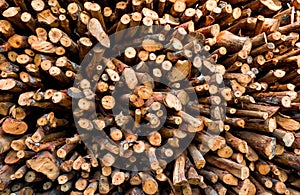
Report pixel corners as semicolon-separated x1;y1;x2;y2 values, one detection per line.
0;0;300;194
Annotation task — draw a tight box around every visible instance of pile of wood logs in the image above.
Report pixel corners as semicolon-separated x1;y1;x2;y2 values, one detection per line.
0;0;300;194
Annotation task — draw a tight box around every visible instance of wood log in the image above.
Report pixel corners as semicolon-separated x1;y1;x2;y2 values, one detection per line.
0;0;299;194
139;172;158;194
243;118;277;133
225;132;248;154
1;117;28;135
206;155;249;180
26;151;60;180
206;165;238;186
273;151;300;171
216;31;252;53
2;7;26;30
234;131;276;160
188;144;205;169
0;165;15;190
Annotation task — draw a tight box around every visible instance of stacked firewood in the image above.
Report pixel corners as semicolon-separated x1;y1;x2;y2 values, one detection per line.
0;0;300;194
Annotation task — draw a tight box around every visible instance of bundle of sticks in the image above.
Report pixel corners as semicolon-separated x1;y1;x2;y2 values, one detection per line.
0;0;300;194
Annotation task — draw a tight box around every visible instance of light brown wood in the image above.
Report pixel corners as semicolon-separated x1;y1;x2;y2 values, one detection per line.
88;18;110;48
0;1;299;194
206;155;250;180
26;151;59;180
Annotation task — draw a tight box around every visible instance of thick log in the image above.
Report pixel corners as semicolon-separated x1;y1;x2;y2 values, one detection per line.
234;131;276;160
26;151;60;180
273;151;300;171
206;155;249;180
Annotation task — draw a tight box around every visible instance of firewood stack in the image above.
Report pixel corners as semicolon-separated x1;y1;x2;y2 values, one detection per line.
0;0;300;194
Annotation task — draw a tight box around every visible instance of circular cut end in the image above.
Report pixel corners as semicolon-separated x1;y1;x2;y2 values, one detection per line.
258;164;270;175
90;3;100;11
206;0;217;11
103;7;112;17
25;171;36;183
133;141;146;153
173;1;186;12
49;66;61;77
16;150;25;158
121;14;131;25
223;174;238;185
75;179;88;191
112;172;125;185
55;47;65;56
68;2;79;13
60;36;72;47
79;37;92;47
2;118;28;135
101;96;115;110
185;8;196;17
125;47;137;59
78;118;91;130
143;179;158;195
41;60;52;71
31;0;45;11
57;148;67;159
17;54;31;65
132;12;142;21
21;12;32;22
237;119;245;128
148;132;162;146
142;16;153;26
